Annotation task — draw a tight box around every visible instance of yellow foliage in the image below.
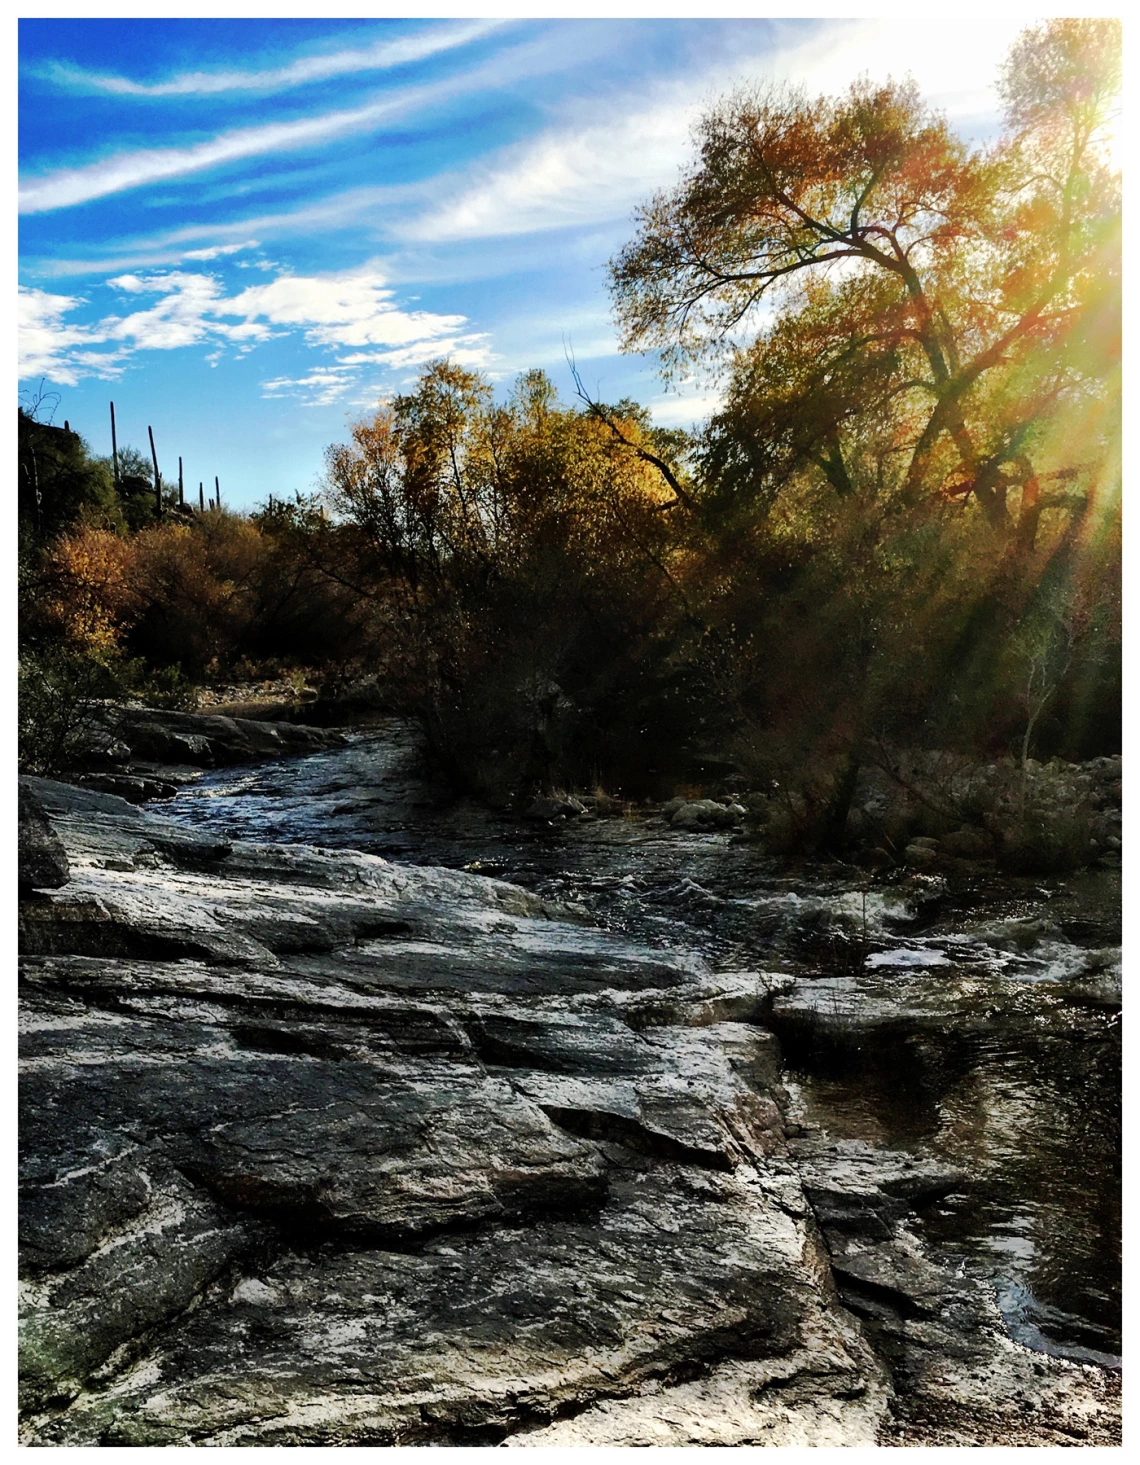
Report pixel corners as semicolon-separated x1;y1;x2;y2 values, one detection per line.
40;528;139;653
127;515;269;670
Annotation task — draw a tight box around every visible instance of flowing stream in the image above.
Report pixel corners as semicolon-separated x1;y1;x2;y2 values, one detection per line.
162;722;1121;1370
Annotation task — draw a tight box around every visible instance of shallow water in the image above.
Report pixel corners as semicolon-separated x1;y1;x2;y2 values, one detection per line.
162;724;1121;1366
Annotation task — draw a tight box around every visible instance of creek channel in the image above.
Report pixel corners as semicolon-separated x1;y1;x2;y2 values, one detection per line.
161;721;1122;1371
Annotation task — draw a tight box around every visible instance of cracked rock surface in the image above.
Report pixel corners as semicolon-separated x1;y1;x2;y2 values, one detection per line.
19;776;1119;1445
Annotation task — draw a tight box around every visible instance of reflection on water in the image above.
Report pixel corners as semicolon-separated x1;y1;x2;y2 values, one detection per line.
162;725;1121;1367
779;1020;1121;1366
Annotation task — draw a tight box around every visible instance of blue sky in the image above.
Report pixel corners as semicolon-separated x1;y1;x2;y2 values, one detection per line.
19;13;1031;509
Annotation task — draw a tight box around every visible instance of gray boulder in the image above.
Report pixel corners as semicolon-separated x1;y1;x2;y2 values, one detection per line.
666;799;744;831
18;784;69;893
112;707;345;771
524;793;586;822
940;826;994;859
76;773;179;803
903;840;940;868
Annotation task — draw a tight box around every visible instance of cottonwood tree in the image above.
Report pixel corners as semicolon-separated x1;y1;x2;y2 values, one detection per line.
610;19;1120;549
607;19;1120;818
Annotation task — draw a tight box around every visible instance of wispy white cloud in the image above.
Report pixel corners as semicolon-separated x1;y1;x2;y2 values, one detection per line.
19;33;600;216
140;181;425;251
19;92;431;215
335;337;492;372
24;238;263;281
260;366;358;406
398;16;1025;246
18;264;491;394
400;106;691;243
19;191;421;277
19;287;121;384
182;240;260;261
101;270;273;352
647;391;723;430
40;20;507;97
224;270;470;351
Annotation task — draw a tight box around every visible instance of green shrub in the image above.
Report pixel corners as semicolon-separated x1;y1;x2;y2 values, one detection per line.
18;648;121;777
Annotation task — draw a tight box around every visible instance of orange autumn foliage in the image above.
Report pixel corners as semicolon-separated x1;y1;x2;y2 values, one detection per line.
38;527;140;653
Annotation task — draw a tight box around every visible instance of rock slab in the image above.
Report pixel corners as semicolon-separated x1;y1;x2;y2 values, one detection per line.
18;780;1118;1446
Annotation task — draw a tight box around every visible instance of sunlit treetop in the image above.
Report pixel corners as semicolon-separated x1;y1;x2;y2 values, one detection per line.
610;18;1121;547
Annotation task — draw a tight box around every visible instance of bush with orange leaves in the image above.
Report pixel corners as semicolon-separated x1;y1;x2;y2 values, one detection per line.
126;515;265;675
31;526;141;654
29;516;270;674
122;509;371;677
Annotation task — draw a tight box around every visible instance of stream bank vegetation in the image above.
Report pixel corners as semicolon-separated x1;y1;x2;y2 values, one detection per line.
18;20;1120;876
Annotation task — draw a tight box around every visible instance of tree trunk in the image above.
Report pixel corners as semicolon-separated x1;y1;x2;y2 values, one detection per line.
820;752;861;852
